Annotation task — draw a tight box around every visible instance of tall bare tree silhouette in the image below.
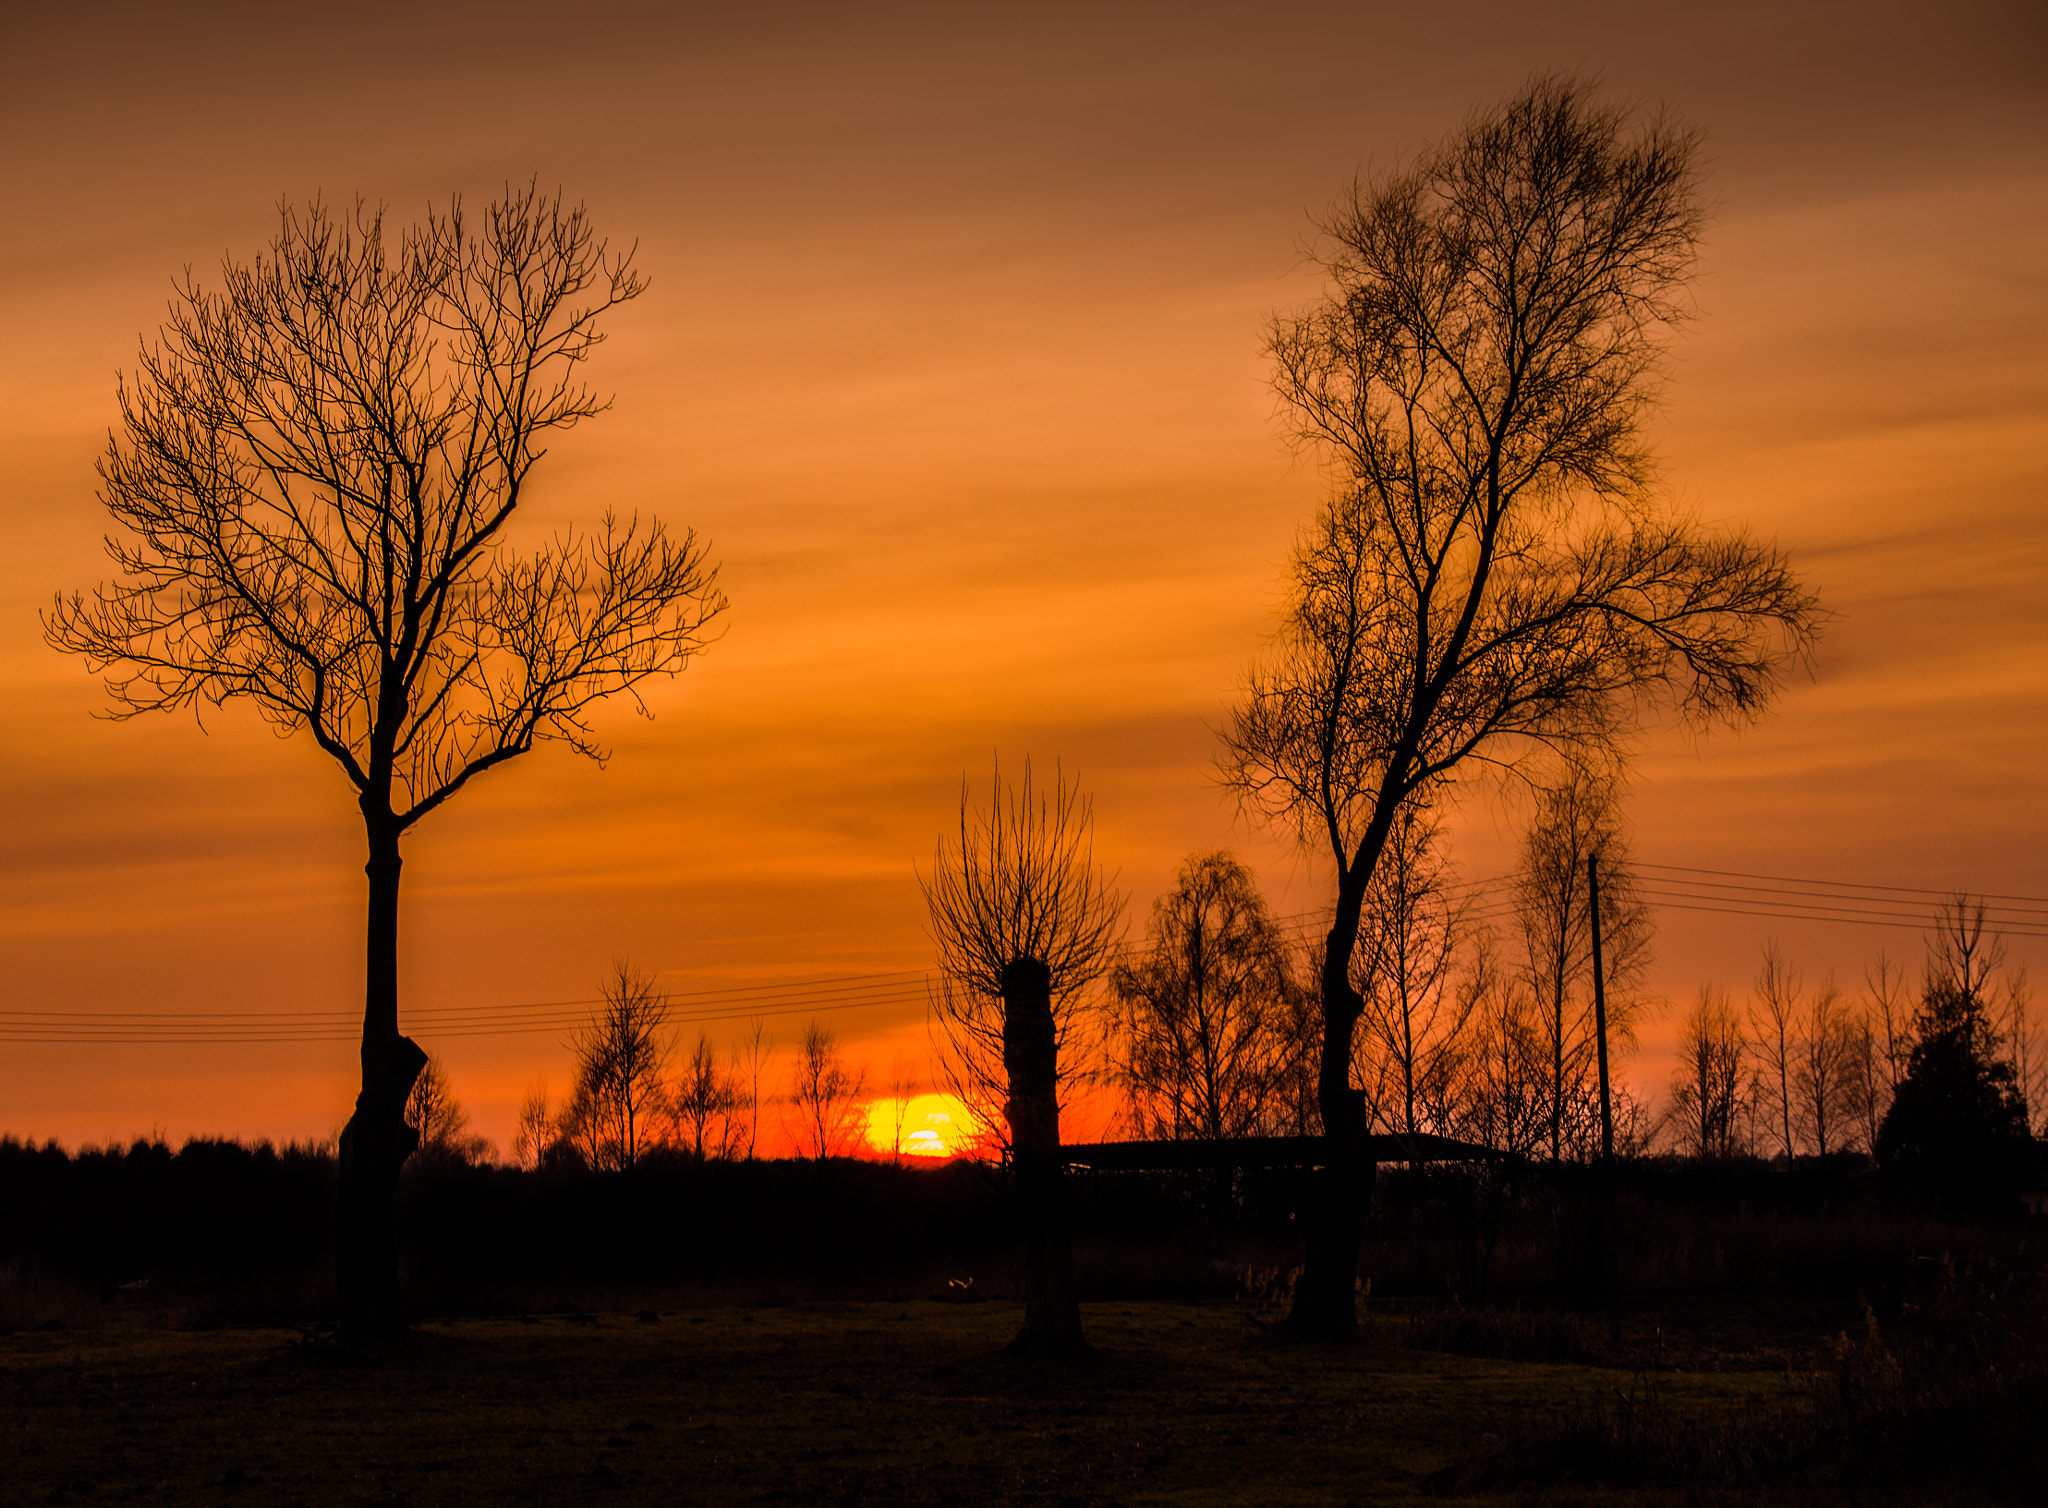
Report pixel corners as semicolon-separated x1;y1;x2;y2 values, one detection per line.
45;187;726;1335
1219;77;1823;1340
922;759;1122;1357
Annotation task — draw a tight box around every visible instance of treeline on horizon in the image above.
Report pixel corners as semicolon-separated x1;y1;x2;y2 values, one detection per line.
0;1128;2029;1322
357;771;2044;1203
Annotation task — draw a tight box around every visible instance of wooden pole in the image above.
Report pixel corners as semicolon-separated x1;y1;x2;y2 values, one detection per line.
1588;850;1619;1346
1588;851;1613;1165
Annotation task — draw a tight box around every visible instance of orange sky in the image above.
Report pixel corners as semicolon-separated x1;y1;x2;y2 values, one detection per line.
2;1;2043;1153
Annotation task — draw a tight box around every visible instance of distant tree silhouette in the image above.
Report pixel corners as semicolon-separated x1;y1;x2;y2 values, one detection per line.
45;188;725;1333
1927;893;2005;1004
1750;944;1801;1164
671;1032;745;1160
921;758;1122;1357
1512;776;1651;1161
1866;951;1913;1099
1218;77;1824;1339
1355;809;1474;1137
1877;982;2031;1204
563;963;675;1172
1110;850;1310;1142
1843;1007;1886;1160
512;1081;553;1170
1439;948;1549;1157
883;1058;920;1161
737;1017;772;1160
1795;981;1859;1157
405;1055;488;1164
1878;898;2032;1205
1665;986;1746;1162
787;1020;866;1159
2004;973;2040;1136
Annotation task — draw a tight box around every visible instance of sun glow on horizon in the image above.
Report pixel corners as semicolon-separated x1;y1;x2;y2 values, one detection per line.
864;1093;978;1159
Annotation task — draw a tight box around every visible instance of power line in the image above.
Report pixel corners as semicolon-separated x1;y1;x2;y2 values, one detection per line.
3;861;2039;1044
1638;894;2048;938
1637;862;2048;909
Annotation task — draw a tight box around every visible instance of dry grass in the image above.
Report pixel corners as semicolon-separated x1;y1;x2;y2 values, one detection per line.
2;1299;1811;1507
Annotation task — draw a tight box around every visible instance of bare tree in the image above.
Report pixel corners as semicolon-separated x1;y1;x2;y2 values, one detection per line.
404;1055;487;1163
1887;893;2035;1149
1866;951;1912;1099
566;963;674;1172
1355;808;1474;1135
1511;774;1653;1161
1217;78;1821;1337
1110;851;1308;1141
513;1081;553;1170
671;1032;744;1161
2004;971;2039;1134
885;1058;919;1161
921;757;1122;1357
1795;981;1858;1156
1844;1010;1886;1159
1751;944;1800;1164
787;1020;867;1159
738;1017;771;1160
922;760;1124;1133
1665;986;1746;1161
43;188;726;1332
1928;893;2006;1004
1441;952;1549;1157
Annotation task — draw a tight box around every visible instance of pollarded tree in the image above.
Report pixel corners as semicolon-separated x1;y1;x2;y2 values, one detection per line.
45;188;726;1333
921;758;1123;1357
1218;77;1824;1339
922;760;1124;1149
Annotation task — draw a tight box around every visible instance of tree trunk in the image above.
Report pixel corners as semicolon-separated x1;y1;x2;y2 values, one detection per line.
1284;913;1374;1342
336;812;427;1339
1286;1088;1369;1340
1001;956;1088;1358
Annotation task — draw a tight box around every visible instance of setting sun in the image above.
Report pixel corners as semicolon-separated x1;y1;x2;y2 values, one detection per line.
864;1093;978;1159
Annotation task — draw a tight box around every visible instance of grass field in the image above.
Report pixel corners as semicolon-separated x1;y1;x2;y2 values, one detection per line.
3;1299;1857;1507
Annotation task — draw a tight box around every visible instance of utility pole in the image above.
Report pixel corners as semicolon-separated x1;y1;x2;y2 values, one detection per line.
1589;850;1614;1164
1588;849;1620;1345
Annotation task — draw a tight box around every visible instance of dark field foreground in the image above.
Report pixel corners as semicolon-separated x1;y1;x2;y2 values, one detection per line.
4;1297;2035;1508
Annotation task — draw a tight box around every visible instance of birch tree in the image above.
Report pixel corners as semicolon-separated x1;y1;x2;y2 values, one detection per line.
1218;78;1822;1337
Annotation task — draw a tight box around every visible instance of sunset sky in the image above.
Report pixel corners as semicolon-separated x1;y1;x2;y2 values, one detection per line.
2;0;2043;1154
